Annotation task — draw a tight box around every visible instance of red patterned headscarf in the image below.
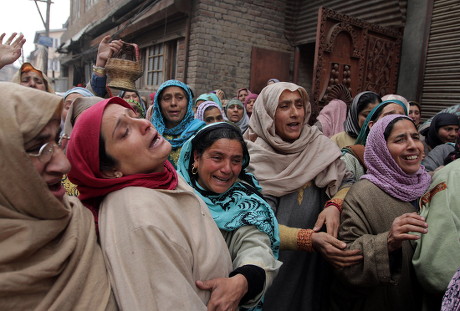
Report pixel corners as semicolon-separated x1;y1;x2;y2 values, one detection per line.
66;97;178;223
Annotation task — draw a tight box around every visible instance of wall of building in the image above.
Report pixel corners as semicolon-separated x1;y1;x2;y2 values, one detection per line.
187;0;294;98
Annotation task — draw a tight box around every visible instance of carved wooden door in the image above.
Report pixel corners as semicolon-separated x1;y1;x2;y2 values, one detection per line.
311;7;403;122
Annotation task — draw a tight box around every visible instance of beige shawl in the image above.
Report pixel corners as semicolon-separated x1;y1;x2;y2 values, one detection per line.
63;96;104;137
10;62;55;93
244;82;345;197
0;82;116;310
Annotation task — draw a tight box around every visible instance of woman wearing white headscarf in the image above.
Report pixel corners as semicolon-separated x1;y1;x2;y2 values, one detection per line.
244;82;362;311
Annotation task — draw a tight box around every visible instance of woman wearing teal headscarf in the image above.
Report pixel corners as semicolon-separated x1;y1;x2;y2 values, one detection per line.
178;122;281;311
151;80;205;167
341;99;408;182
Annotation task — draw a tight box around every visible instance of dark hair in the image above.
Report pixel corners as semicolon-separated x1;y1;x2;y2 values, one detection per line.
190;123;256;188
204;105;219;113
409;101;421;112
384;116;416;140
357;92;382;114
99;134;119;173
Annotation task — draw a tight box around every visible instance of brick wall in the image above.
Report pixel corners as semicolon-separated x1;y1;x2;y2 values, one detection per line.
187;0;294;99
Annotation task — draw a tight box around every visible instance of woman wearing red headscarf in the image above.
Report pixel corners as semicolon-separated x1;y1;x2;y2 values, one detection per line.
66;97;233;310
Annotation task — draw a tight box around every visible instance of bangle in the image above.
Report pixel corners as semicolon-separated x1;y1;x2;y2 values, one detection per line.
92;65;106;75
297;229;314;252
324;198;343;213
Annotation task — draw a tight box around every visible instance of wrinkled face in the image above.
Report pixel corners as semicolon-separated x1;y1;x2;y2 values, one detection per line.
409;105;421;126
203;107;223;124
25;118;70;201
101;104;171;176
238;90;248;103
62;93;84;123
122;91;140;102
227;104;244;123
357;100;379;128
386;119;424;175
274;90;305;142
20;71;47;91
193;138;243;193
159;86;188;128
246;99;255;114
438;125;459;143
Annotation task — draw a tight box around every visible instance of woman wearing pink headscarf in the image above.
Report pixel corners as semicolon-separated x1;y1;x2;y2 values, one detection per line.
244;93;258;118
315;99;348;138
332;114;431;311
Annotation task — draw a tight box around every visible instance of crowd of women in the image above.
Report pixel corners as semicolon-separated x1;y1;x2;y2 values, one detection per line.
1;32;460;311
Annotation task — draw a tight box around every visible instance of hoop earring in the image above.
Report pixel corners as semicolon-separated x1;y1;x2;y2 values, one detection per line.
192;164;198;175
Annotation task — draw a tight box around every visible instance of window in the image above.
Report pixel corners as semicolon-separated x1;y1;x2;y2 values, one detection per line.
72;0;80;20
146;43;164;87
85;0;98;11
144;40;177;88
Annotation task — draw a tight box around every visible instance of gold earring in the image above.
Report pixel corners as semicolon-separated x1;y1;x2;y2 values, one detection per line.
191;164;198;175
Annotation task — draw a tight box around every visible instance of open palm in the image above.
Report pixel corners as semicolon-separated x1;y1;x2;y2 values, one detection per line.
0;33;26;68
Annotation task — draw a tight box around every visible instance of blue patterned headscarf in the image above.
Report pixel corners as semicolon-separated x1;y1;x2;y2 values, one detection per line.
151;80;205;149
177;122;280;258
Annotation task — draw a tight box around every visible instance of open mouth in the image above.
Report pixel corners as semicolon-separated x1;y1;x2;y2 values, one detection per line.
48;180;62;191
149;133;161;148
213;175;231;183
403;155;418;160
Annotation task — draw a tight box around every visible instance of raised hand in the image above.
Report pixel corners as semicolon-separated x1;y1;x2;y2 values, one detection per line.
95;35;124;67
0;33;26;69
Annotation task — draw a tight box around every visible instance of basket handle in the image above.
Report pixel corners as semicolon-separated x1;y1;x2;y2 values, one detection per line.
111;42;140;61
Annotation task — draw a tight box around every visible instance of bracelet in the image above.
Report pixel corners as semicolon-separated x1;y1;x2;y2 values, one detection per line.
324;198;343;213
92;65;106;75
297;229;314;252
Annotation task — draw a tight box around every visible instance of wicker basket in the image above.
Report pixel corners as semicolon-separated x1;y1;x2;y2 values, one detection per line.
105;43;143;92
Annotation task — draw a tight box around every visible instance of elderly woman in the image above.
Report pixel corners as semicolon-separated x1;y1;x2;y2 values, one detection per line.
61;87;96;129
331;91;381;149
0;82;116;309
333;115;431;310
244;82;362;311
195;100;225;124
178;122;281;310
66;97;233;310
151;80;205;168
226;99;250;133
11;62;54;92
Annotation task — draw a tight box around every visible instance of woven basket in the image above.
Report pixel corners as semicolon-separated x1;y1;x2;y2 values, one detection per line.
105;43;143;92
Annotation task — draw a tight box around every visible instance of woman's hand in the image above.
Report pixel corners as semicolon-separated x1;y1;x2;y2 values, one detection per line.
387;212;428;253
312;232;363;269
95;35;124;67
313;205;340;238
0;33;25;69
196;274;248;311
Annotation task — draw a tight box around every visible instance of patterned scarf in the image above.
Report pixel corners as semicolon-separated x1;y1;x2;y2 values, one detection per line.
151;80;205;149
195;100;225;121
362;115;431;202
177;122;280;258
